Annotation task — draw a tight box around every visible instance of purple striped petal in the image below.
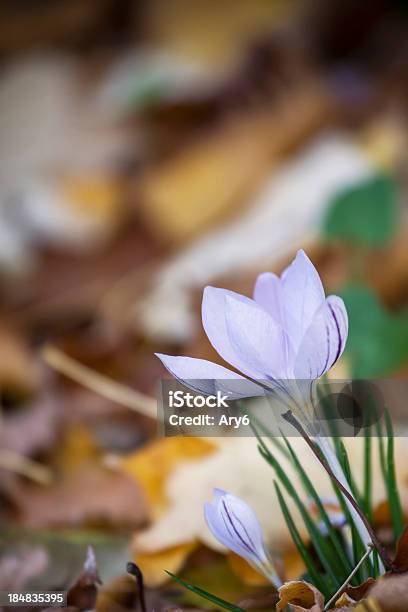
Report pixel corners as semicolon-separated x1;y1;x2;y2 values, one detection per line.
293;295;348;379
204;489;269;568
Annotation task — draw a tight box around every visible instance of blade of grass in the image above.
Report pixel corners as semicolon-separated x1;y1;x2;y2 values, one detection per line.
330;483;365;584
337;440;363;508
374;404;387;480
372;549;380;578
165;571;245;612
250;417;353;587
384;410;404;540
258;444;340;588
274;481;329;597
363;429;373;523
335;439;373;575
324;442;373;580
252;419;349;587
282;436;353;576
286;412;391;570
351;522;367;582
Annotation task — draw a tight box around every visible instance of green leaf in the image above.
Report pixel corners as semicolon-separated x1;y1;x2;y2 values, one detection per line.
329;480;368;583
282;436;353;576
274;482;329;597
258;444;342;588
165;571;245;612
323;174;399;246
315;437;371;581
372;549;381;578
341;285;408;377
384;410;405;540
337;440;363;508
363;430;373;523
375;417;387;481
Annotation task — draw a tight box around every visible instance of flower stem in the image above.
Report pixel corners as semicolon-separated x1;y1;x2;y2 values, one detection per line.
282;409;393;571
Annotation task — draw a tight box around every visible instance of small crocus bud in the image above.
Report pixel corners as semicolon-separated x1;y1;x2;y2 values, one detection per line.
204;489;281;586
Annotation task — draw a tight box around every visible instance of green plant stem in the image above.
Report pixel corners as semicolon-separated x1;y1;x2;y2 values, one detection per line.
363;431;373;523
258;443;341;588
384;410;404;539
282;409;393;571
274;482;328;596
282;436;353;576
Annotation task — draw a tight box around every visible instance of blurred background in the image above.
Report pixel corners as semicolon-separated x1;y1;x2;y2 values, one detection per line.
1;0;408;608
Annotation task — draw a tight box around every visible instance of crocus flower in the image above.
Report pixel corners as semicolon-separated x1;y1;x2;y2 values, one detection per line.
156;250;375;563
156;249;348;401
204;489;281;586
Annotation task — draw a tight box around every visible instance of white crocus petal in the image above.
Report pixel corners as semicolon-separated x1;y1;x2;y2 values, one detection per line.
202;286;262;380
281;250;326;351
225;295;293;380
253;272;284;326
155;353;264;399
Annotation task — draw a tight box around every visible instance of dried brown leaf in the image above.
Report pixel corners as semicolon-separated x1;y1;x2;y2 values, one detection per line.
392;525;408;573
0;395;59;456
335;592;356;607
276;580;324;612
364;573;408;612
17;464;148;528
345;578;376;602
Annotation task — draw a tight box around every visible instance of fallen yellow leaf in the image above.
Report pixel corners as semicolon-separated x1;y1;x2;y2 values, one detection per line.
276;580;324;612
120;436;216;514
133;542;197;587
